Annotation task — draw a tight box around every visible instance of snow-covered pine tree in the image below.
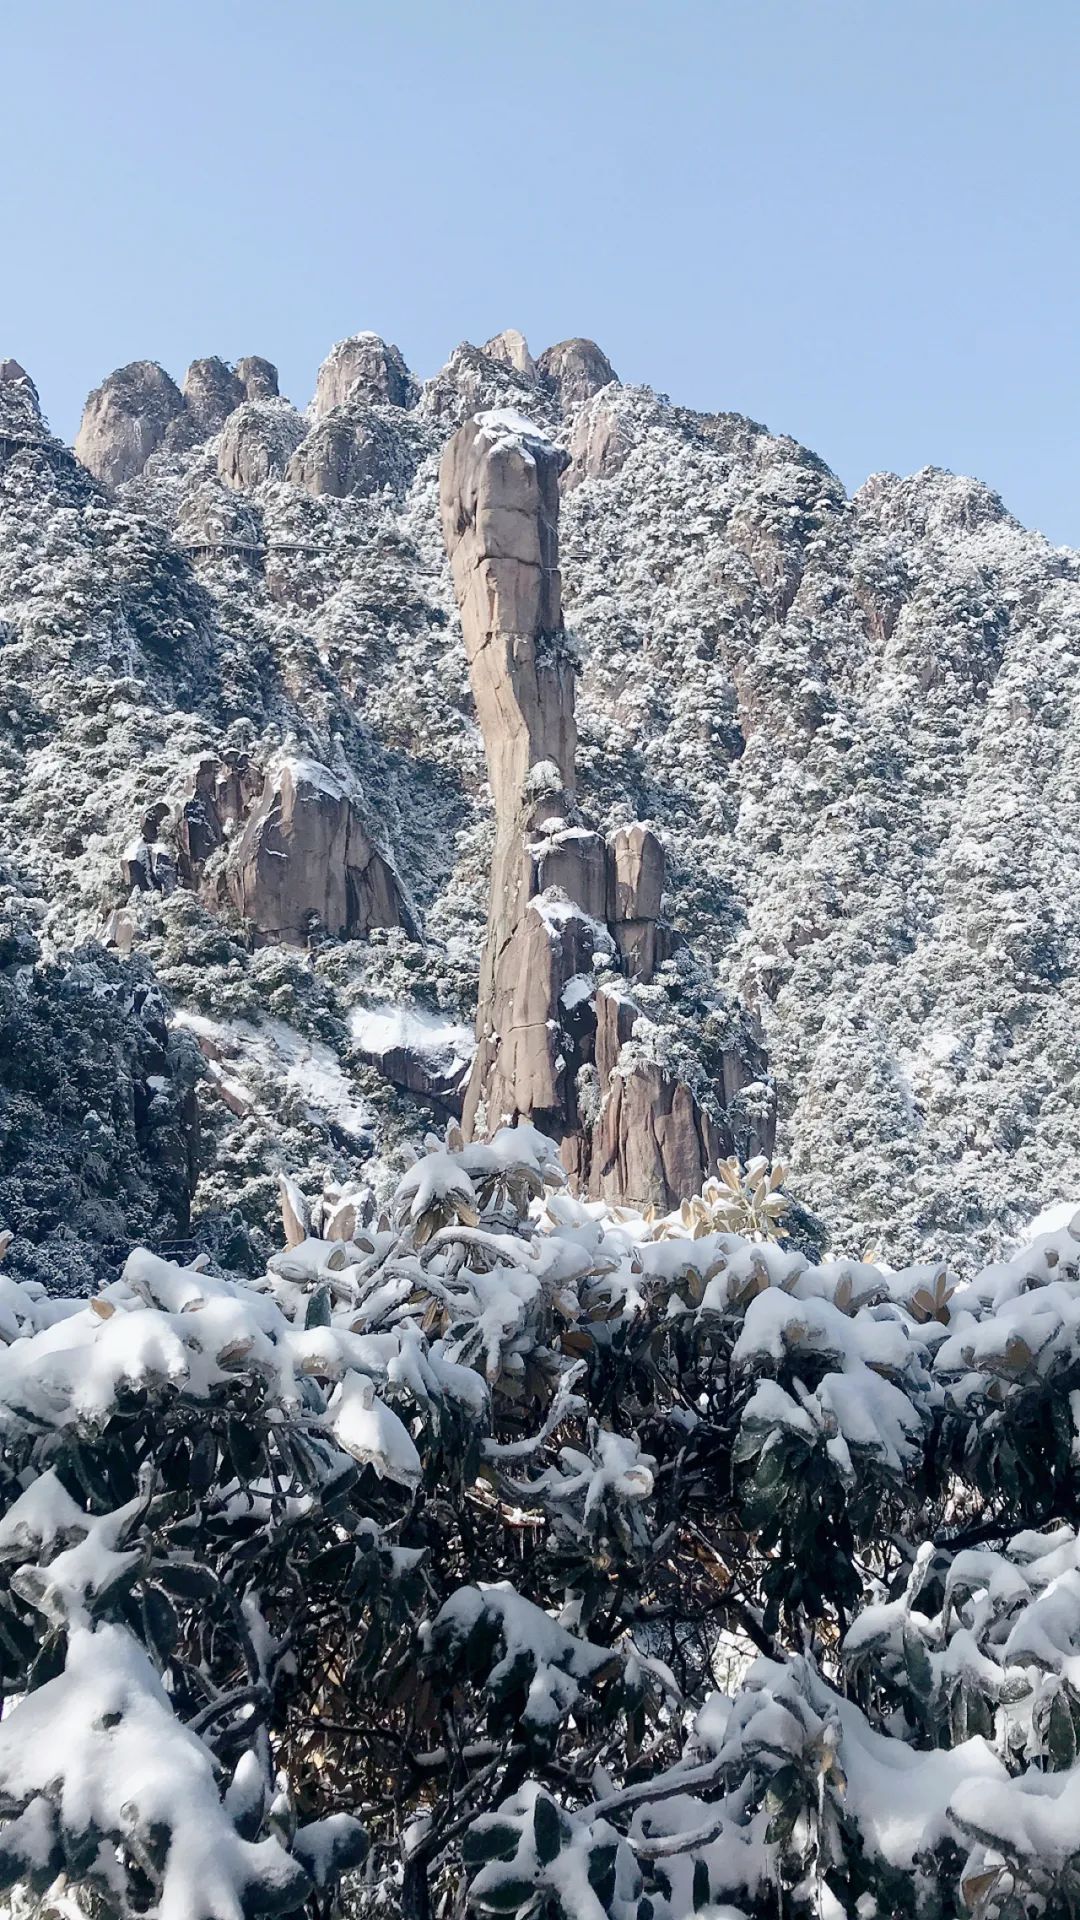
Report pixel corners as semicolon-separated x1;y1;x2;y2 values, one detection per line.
0;1123;1077;1919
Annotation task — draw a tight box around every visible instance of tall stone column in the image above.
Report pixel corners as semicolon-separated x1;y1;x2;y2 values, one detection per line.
440;408;743;1205
440;412;577;1135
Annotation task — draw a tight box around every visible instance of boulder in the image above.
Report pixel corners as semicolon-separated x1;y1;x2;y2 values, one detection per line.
74;361;185;485
313;334;416;414
218;399;307;490
235;356;279;400
286;408;406;499
536;338;618;413
350;1004;474;1113
223;758;414;946
531;824;609;921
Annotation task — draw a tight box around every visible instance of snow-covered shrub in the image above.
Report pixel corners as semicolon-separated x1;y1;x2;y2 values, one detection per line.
3;1133;1080;1917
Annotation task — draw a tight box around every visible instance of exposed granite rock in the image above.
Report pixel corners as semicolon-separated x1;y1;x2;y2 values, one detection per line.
589;1058;728;1206
181;357;245;435
222;757;415;946
350;1006;473;1114
174;750;263;883
607;822;670;979
532;824;609;921
440;411;575;997
482;329;537;379
74;361;185;485
286;407;406;499
564;386;632;490
441;407;726;1205
536;337;618;413
235;355;279;400
217;399;307;490
313;334;416;414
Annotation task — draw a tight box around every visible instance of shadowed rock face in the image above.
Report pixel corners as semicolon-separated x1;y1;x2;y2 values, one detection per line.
74;361;185;485
313;334;417;414
440;407;736;1207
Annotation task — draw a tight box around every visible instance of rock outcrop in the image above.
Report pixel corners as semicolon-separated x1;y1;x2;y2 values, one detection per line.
235;356;279;400
0;359;39;407
482;330;537;379
76;355;282;484
286;408;406;499
120;750;416;952
313;334;416;414
181;357;245;435
440;412;575;1008
440;407;731;1207
564;386;632;490
74;361;186;485
222;758;415;946
218;399;307;490
350;1004;474;1113
536;338;617;413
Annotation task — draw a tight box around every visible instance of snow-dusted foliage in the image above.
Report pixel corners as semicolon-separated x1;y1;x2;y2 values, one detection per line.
2;1126;1080;1917
0;867;201;1292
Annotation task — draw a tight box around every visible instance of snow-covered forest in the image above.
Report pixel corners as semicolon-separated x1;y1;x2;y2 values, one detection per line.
1;1126;1079;1919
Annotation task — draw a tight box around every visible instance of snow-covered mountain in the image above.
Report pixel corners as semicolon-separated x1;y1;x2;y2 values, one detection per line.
2;332;1078;1281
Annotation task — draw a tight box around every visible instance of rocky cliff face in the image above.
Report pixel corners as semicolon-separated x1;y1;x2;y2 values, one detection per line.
1;324;1077;1271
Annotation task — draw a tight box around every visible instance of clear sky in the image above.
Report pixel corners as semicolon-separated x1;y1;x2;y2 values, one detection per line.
5;0;1080;542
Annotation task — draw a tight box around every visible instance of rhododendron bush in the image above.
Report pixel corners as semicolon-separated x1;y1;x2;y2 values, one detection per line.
0;1123;1078;1919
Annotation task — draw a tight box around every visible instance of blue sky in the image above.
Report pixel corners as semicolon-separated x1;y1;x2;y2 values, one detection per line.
6;0;1080;542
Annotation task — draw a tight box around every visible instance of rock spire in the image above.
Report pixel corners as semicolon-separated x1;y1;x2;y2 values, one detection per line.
440;407;733;1206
